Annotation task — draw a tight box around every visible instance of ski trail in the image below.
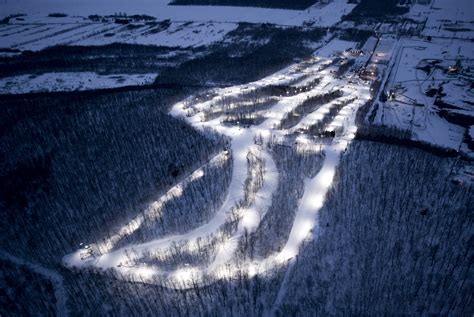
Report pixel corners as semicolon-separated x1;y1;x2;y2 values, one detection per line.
62;46;372;298
207;148;278;273
0;250;68;317
270;99;363;314
64;150;230;266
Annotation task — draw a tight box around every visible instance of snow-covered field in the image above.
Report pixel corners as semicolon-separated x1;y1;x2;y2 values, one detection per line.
370;37;473;151
0;0;356;51
1;0;355;27
0;72;157;94
406;0;474;39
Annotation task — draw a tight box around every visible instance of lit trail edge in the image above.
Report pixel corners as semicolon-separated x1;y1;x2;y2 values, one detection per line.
63;48;371;292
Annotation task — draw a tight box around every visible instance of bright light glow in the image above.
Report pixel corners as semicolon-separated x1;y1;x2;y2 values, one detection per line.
65;45;374;289
308;194;325;209
123;219;142;235
338;108;350;116
246;263;258;277
241;208;259;230
296;135;310;144
136;266;156;281
347;132;356;140
345;125;358;141
297;220;313;240
347;125;358;134
168;185;184;198
190;169;205;181
174;268;199;284
319;169;335;189
313;112;324;120
319;107;330;114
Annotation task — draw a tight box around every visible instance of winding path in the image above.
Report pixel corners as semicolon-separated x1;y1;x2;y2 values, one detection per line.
63;44;371;306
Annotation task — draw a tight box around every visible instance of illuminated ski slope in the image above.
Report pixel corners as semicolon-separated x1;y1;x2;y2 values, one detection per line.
64;39;372;291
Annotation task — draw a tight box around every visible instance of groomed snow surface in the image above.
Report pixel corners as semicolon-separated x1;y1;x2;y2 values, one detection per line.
63;39;372;301
1;0;355;27
0;19;238;51
422;0;474;39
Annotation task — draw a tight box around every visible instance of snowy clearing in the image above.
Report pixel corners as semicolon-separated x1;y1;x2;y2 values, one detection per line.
370;37;473;151
0;72;157;94
422;0;474;39
0;20;238;50
0;0;356;50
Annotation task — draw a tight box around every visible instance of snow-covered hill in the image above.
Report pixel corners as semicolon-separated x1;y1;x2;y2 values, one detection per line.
0;0;472;316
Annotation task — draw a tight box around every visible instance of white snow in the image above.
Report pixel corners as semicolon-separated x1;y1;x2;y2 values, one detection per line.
63;40;372;290
0;0;357;50
72;21;238;49
422;0;474;39
372;37;473;150
0;72;157;94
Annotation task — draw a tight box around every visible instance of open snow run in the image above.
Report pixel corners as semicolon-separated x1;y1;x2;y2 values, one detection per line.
0;250;68;317
0;0;356;50
63;38;372;295
0;19;231;50
0;72;157;94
